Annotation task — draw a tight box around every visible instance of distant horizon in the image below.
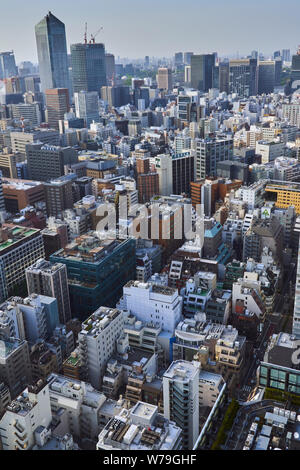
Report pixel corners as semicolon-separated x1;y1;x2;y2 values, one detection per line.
0;0;300;64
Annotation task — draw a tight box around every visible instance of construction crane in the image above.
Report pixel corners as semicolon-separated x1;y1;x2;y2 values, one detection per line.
84;22;88;44
90;27;103;44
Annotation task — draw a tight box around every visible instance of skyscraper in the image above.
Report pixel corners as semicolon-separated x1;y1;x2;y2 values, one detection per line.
105;53;115;83
190;54;215;91
258;61;275;94
229;58;258;97
0;52;17;80
71;43;107;93
26;259;71;324
74;91;99;127
35;12;70;92
45;88;70;129
156;67;173;90
291;47;300;83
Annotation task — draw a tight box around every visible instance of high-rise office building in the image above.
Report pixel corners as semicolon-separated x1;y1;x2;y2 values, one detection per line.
74;91;99;127
156;67;173;91
282;49;291;62
50;235;136;318
163;360;200;450
174;52;183;67
35;12;70;92
195;136;233;179
258;61;275;94
105;53;115;83
219;62;230;93
229;58;258;97
291;48;300;83
274;58;282;86
184;52;193;65
44;176;74;218
0;51;17;79
190;54;215;91
26;259;71;324
26;143;78;182
71;43;107;93
45;88;70;129
101;85;130;108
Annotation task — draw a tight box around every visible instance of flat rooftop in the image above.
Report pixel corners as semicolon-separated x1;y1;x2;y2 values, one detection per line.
0;224;40;254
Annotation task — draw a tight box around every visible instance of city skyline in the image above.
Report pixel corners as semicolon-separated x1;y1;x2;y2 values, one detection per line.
0;0;300;63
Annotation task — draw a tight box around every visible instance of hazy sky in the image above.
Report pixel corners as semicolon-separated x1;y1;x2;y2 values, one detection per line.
1;0;300;63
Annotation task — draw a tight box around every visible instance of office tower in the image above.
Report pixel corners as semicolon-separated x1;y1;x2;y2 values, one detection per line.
154;154;173;196
10;103;41;127
273;50;281;59
71;43;107;93
0;333;32;399
229;58;258;97
78;307;124;389
74;91;99;126
50;235;136;318
24;76;40;93
136;157;159;203
101;85;130;107
219;62;230;93
0;51;17;79
282;103;300;128
291;48;300;83
35;12;69;92
44;176;74;218
26;259;71;324
45;88;70;129
293;246;300;338
121;281;182;334
144;55;150;67
258;61;275;94
26;143;78;182
184;52;193;65
128;119;142;136
133;87;149;109
105;53;115;83
185;65;191;85
172;151;195;196
251;50;258;59
156;67;172;90
195;136;233;179
10;130;59;157
163;360;200;449
274;58;282;86
0;224;45;302
190;54;215;91
174;52;183;67
282;49;291;62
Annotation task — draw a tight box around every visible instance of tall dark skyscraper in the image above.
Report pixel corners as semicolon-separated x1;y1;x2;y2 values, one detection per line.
190;54;215;91
291;48;300;83
229;58;258;97
258;61;275;94
0;52;17;80
71;43;107;93
35;12;70;92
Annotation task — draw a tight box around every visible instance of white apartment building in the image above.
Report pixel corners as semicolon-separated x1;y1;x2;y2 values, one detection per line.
163;360;200;450
78;307;124;390
119;281;182;334
0;380;52;450
154;154;173;196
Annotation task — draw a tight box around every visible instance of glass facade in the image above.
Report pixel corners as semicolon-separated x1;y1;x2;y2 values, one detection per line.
259;362;300;394
71;43;107;93
50;238;136;319
35;12;70;92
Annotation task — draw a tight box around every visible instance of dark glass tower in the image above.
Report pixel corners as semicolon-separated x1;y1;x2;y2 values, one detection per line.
71;43;107;93
35;11;70;92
